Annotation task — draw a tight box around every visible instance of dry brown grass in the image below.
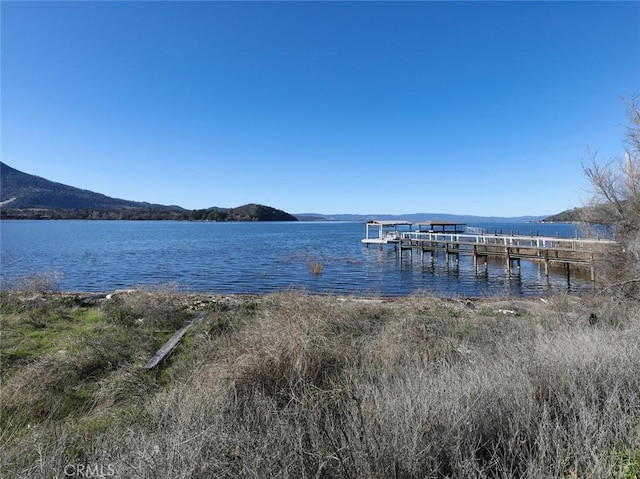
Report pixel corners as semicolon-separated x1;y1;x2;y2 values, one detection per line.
1;289;639;478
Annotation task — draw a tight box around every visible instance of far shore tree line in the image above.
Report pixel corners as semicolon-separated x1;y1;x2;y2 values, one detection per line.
0;205;295;222
1;208;223;221
0;208;189;221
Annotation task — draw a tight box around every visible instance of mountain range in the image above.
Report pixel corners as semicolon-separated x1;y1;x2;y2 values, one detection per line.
1;162;564;222
295;212;549;223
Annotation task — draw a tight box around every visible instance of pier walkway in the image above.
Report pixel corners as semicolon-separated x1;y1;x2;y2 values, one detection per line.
362;220;617;281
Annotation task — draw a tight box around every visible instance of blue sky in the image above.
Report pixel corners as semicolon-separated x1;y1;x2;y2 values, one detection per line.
2;1;639;216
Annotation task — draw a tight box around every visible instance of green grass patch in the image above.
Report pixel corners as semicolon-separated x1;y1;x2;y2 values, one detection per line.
613;448;640;479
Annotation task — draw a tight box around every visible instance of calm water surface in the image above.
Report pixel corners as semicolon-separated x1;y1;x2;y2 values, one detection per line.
0;220;593;297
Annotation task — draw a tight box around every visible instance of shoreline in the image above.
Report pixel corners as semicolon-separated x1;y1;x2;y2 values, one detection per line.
5;287;596;308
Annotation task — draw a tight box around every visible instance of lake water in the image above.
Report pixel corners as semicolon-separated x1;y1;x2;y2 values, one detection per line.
0;220;594;297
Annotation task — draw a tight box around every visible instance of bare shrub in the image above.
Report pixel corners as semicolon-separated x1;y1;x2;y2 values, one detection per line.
582;95;640;299
0;272;61;316
6;271;60;295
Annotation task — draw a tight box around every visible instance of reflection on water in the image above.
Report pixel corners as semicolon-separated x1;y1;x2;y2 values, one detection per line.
0;220;595;297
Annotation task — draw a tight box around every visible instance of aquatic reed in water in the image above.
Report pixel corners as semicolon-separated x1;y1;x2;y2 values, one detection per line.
309;259;324;275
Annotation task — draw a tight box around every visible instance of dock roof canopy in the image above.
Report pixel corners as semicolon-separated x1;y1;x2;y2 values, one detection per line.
366;220;413;226
416;220;465;226
416;220;466;233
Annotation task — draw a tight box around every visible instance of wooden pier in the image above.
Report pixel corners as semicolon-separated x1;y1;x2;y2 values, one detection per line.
362;220;616;281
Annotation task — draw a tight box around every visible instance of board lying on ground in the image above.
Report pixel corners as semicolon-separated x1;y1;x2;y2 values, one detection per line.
145;312;206;369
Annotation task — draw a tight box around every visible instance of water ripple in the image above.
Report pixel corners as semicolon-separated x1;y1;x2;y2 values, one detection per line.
0;220;594;296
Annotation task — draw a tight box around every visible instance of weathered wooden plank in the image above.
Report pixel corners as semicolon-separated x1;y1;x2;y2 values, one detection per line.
145;312;205;369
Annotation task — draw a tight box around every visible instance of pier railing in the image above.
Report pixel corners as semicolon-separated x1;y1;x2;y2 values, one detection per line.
401;232;616;252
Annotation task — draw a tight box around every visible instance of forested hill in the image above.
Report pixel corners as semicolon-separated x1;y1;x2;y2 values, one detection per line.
542;208;582;223
0;162;297;221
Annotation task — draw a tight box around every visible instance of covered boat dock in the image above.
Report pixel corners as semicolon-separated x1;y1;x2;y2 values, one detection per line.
361;220;413;245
